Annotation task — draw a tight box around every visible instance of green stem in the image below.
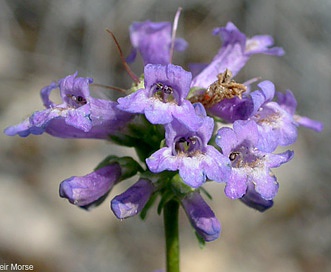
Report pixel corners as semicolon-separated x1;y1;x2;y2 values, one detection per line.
163;200;180;272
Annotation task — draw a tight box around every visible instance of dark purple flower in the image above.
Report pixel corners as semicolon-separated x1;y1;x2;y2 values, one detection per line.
146;103;231;188
127;20;187;65
4;73;132;139
276;90;323;132
216;120;294;200
59;164;121;209
207;80;274;123
240;182;274;212
117;64;202;129
181;191;221;242
191;22;284;89
111;178;154;219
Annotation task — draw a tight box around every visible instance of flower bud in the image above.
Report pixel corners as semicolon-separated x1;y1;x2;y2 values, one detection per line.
111;179;154;219
59;163;121;209
181;191;221;242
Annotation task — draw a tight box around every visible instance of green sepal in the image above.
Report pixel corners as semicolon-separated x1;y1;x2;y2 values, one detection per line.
170;174;195;197
195;231;206;249
199;186;213;200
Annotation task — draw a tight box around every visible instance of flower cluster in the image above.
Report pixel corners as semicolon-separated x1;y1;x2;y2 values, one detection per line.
4;17;322;243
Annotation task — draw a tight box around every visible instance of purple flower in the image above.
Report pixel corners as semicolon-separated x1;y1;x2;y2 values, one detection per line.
240;182;274;212
216;120;294;200
276;90;323;132
146;103;231;188
181;191;221;242
111;179;154;219
4;73;132;139
59;163;121;209
191;22;284;89
127;20;187;65
117;64;202;129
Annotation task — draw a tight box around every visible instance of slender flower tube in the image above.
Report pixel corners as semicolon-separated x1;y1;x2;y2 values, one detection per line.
59;163;121;209
4;72;132;139
111;178;154;219
181;191;221;242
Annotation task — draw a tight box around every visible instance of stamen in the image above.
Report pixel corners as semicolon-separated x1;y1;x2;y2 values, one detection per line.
91;83;126;94
174;135;201;156
106;29;140;84
152;83;175;103
170;7;182;64
66;94;87;106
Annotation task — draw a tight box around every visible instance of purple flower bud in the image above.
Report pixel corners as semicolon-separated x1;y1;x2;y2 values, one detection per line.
111;179;154;219
181;191;221;242
59;164;121;209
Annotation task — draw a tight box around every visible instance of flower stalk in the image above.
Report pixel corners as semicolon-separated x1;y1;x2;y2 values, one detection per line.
164;200;180;272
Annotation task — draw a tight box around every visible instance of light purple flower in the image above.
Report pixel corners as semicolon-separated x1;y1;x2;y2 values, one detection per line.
240;182;274;212
111;178;154;219
146;103;231;188
127;20;187;65
59;164;121;209
181;191;221;242
216;120;294;200
276;90;323;132
117;64;202;129
230;81;297;152
191;22;284;89
4;72;132;139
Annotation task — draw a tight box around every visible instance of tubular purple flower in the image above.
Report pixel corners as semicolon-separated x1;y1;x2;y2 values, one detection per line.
4;73;133;139
111;179;154;219
146;103;231;188
181;191;221;242
216;120;294;200
191;22;284;89
117;64;202;129
59;164;121;209
127;20;187;65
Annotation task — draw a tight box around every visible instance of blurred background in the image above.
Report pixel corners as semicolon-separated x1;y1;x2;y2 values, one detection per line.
0;0;330;271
